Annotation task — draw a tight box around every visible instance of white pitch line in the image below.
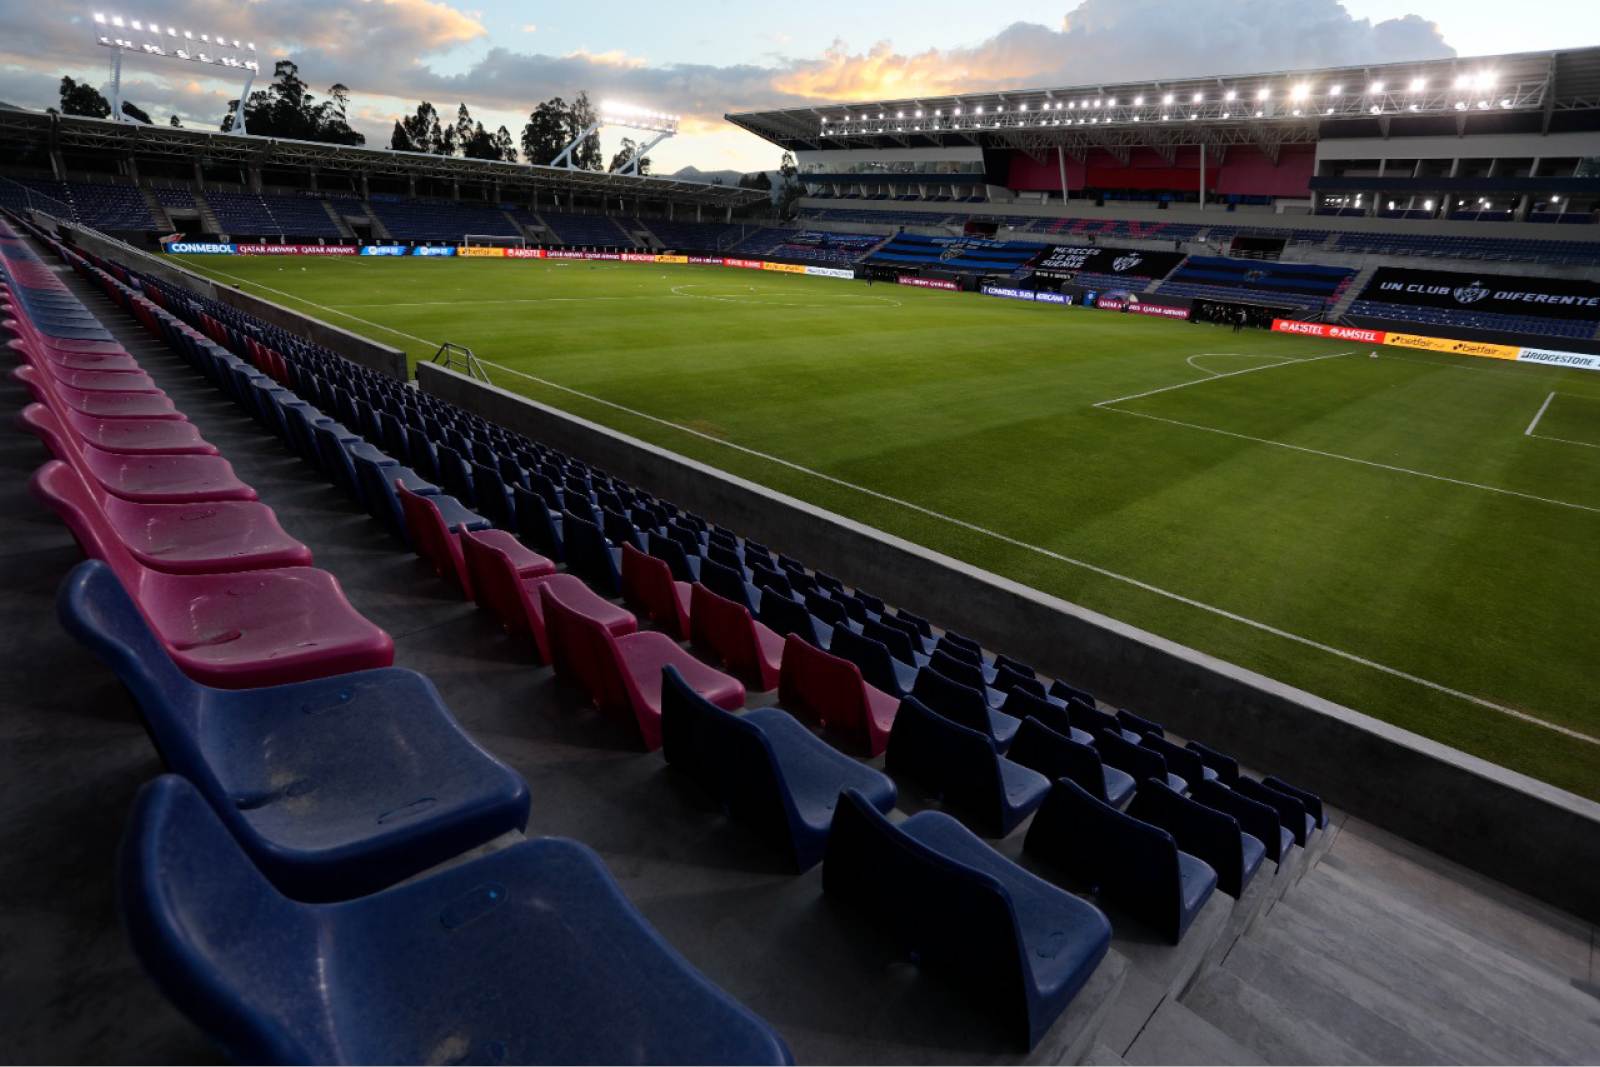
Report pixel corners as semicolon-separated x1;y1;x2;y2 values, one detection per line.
178;263;439;347
1094;349;1355;407
1525;391;1557;437
167;264;1598;745
1104;405;1600;515
1532;433;1600;451
474;355;1598;747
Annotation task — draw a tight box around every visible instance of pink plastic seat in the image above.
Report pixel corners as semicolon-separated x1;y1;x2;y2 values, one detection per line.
13;365;179;418
459;527;630;661
542;580;743;750
30;462;392;687
58;407;216;456
689;582;784;691
21;404;255;503
34;460;310;573
620;542;691;638
777;634;899;756
397;482;474;596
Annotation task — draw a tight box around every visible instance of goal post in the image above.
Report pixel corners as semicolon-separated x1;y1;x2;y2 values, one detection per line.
463;234;527;249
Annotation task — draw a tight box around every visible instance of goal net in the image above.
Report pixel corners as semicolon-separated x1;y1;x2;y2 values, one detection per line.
463;234;527;248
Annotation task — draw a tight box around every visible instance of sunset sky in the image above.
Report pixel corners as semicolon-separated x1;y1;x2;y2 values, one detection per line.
3;1;1596;175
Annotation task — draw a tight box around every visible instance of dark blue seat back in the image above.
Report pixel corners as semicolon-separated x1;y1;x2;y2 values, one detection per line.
512;484;563;560
804;591;848;629
929;648;986;690
1129;778;1250;898
862;616;919;664
1096;729;1169;785
911;667;994;739
1005;717;1112;802
757;591;825;647
560;510;620;594
646;530;697;583
1190;779;1285;862
698;556;755;614
1235;778;1309;847
1186;740;1239;784
827;626;904;696
886;697;1020;834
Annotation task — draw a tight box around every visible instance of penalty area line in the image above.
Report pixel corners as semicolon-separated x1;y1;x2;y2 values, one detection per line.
472;354;1597;747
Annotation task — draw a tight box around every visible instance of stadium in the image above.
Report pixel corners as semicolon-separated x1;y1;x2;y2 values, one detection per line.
1;8;1597;1065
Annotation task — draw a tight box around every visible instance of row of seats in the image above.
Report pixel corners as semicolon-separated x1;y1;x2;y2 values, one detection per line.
36;211;1328;1052
0;213;796;1065
1346;298;1599;341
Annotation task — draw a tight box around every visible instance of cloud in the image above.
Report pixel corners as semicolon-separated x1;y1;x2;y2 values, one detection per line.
0;0;1456;171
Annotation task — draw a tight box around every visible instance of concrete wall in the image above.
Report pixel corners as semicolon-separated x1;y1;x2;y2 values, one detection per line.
418;360;1600;924
45;215;408;380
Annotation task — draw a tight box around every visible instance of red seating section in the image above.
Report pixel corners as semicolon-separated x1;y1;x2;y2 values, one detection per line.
688;582;784;691
620;543;691;639
777;634;898;756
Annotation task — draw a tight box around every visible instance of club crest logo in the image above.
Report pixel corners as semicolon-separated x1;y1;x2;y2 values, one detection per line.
1452;280;1489;305
1244;269;1267;283
1112;254;1143;273
938;243;969;262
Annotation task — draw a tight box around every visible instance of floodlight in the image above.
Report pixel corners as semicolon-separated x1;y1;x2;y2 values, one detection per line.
93;12;105;22
915;109;922;117
1290;83;1309;101
1410;77;1426;92
1370;104;1381;114
1161;92;1174;104
1189;112;1198;120
1329;84;1342;95
1221;111;1230;119
1552;196;1561;204
1094;98;1103;107
1424;199;1434;210
1369;80;1384;93
1257;86;1270;100
1018;103;1026;111
1475;71;1497;89
1191;91;1202;103
1500;98;1512;108
1454;74;1470;89
1133;95;1144;105
1388;200;1395;210
953;106;961;115
1161;113;1170;121
1224;89;1236;101
974;105;984;114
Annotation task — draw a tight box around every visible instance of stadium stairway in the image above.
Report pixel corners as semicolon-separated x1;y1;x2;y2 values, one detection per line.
188;190;224;237
320;200;356;240
6;221;1598;1064
1326;265;1375;321
138;188;173;233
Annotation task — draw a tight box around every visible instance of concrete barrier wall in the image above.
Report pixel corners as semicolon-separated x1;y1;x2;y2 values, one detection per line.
48;216;408;380
418;361;1600;923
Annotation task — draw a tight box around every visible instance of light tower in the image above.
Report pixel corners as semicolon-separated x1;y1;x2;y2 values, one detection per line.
551;101;679;174
90;13;261;132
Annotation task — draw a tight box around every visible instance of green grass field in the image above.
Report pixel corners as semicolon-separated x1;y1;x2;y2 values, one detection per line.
174;254;1600;799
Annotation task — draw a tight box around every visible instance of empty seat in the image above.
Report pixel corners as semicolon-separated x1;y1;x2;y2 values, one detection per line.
645;529;700;582
689;582;785;691
1006;716;1136;809
1235;777;1312;847
31;463;393;688
1263;774;1327;829
698;555;759;614
23;403;256;504
1069;701;1141;743
823;788;1111;1049
561;509;623;595
776;633;897;756
1141;732;1218;786
1190;779;1293;868
120;775;793;1064
756;589;831;649
397;482;490;596
999;690;1091;743
885;696;1049;837
910;666;1021;749
620;542;691;639
1116;708;1164;737
1129;778;1264;900
661;666;895;871
1186;740;1240;784
59;559;529;900
828;626;917;697
1049;679;1096;706
33;459;309;574
1024;777;1217;944
1096;729;1187;794
541;581;743;750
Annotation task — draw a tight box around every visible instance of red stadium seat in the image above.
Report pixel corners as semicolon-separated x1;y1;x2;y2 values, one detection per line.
688;582;784;691
30;460;392;687
13;364;179;418
776;633;898;756
541;580;744;750
21;403;256;503
459;529;629;662
620;542;691;638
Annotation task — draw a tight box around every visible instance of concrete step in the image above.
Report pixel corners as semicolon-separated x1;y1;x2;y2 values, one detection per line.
1124;995;1266;1066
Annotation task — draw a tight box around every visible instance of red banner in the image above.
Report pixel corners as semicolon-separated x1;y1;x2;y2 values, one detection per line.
1271;319;1387;344
504;248;546;259
620;252;657;263
722;258;765;270
897;275;959;291
236;244;358;256
546;250;622;261
688;255;724;265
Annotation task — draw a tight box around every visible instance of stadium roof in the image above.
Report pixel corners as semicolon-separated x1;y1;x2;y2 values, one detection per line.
0;107;766;208
728;46;1600;159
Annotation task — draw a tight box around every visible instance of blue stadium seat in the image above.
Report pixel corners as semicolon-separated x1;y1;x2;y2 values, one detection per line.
884;696;1049;836
560;509;623;595
829;625;918;698
756;588;832;649
58;561;529;901
1235;777;1313;847
822;789;1112;1049
1005;716;1136;809
1024;777;1218;944
1096;729;1187;794
1263;774;1328;829
1129;778;1265;900
910;666;1022;750
120;775;792;1064
1190;779;1293;868
660;667;895;871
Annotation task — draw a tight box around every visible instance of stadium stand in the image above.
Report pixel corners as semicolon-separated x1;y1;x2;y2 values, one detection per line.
731;227;885;264
202;190;280;237
1156;256;1355;311
540;211;634;246
644;218;744;250
1346;298;1598;341
366;197;520;242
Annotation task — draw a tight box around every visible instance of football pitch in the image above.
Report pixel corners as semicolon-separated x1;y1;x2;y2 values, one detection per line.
174;254;1600;799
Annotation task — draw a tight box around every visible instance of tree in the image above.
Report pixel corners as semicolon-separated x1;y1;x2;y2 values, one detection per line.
397;101;444;155
520;97;569;165
220;62;365;145
491;125;518;163
120;100;153;124
454;103;474;156
777;151;804;220
737;171;772;191
168;114;183;128
608;137;652;175
59;76;111;119
390;120;417;152
567;91;603;171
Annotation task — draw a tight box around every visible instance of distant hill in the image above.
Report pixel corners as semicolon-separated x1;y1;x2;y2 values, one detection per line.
669;165;749;186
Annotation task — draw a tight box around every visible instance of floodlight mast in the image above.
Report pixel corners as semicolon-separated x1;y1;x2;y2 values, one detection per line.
89;13;260;131
550;101;680;170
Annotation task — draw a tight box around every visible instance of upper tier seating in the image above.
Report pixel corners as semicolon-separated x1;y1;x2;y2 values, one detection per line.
540;211;632;246
204;191;280;236
367;197;521;242
1346;298;1598;341
646;218;743;250
120;774;794;1064
1157;255;1354;311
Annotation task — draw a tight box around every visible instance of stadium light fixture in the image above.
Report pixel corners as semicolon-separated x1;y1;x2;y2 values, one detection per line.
1453;73;1471;90
953;106;962;115
1221;111;1230;119
1329;84;1343;96
974;105;984;114
1424;199;1434;210
1410;77;1426;92
1476;71;1497;89
1370;104;1382;114
1369;80;1384;93
1224;89;1236;101
1161;113;1170;121
1290;83;1310;101
1133;95;1144;106
92;13;260;129
1191;91;1202;103
1161;92;1174;105
1500;98;1513;108
1256;86;1270;101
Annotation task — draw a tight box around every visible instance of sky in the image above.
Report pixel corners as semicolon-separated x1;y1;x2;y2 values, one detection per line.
1;1;1596;176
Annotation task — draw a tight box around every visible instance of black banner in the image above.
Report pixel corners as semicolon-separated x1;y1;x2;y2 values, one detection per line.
1029;244;1187;280
1361;267;1600;321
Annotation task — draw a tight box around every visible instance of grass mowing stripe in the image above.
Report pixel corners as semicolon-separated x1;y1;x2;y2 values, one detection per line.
477;354;1598;748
